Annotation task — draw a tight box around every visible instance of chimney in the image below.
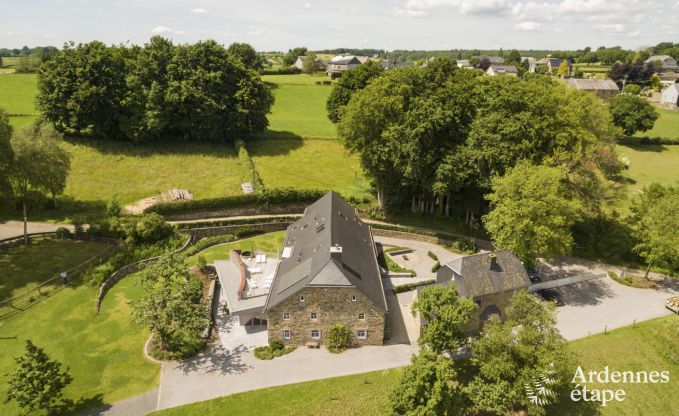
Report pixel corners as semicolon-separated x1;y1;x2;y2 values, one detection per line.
330;244;343;261
489;253;498;270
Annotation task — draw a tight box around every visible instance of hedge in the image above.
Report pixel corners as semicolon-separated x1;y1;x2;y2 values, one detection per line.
175;216;300;230
431;261;440;273
261;67;300;75
370;222;477;254
145;188;329;216
393;279;436;294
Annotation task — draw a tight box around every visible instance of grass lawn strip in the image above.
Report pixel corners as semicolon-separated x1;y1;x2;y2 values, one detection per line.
185;231;287;266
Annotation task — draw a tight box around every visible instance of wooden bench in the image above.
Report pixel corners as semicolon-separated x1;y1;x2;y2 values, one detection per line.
305;341;320;349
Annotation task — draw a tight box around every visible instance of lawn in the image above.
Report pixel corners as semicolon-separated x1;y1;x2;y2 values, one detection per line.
261;74;337;138
634;107;679;140
0;237;109;301
186;231;286;265
151;368;402;416
0;73;39;128
249;138;371;200
0;241;159;415
617;144;679;200
152;315;679;416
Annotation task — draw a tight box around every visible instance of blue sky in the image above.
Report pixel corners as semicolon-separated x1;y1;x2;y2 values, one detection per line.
1;0;677;51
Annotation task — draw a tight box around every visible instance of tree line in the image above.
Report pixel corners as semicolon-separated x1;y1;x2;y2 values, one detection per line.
37;37;273;143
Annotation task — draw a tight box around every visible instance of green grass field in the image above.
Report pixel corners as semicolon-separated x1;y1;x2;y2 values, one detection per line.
635;107;679;140
151;368;401;416
0;73;39;128
152;315;679;416
186;231;286;265
261;74;336;138
0;240;159;415
618;144;679;199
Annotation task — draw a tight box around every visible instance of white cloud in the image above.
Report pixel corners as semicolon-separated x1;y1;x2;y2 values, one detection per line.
43;33;56;38
152;25;184;35
248;30;264;36
189;8;207;14
628;30;640;37
460;0;512;15
595;23;624;32
304;2;311;9
3;31;22;36
514;21;541;31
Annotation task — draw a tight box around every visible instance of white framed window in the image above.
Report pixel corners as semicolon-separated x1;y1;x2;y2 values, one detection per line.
310;329;321;339
300;295;305;303
283;313;290;321
310;312;317;321
351;295;357;302
356;329;367;339
358;313;365;320
283;330;291;340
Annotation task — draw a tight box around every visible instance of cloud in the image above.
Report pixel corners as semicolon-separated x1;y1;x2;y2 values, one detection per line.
43;33;56;38
390;0;512;17
460;0;512;15
628;30;640;37
248;30;264;36
3;31;22;36
595;23;624;32
514;21;541;31
152;25;184;35
304;2;311;9
189;8;207;14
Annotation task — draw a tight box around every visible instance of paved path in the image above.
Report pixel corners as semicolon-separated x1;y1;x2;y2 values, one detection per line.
374;235;464;279
0;220;74;240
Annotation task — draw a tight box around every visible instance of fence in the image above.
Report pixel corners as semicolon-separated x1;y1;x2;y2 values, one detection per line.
0;235;119;320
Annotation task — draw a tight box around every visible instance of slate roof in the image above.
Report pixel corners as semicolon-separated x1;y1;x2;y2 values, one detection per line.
567;78;619;91
488;65;518;74
438;251;530;298
482;56;505;64
329;55;361;65
263;192;388;312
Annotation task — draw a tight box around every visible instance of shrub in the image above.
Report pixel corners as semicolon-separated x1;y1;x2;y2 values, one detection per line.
431;261;440;273
197;255;207;271
269;340;284;352
326;323;352;353
234;227;264;239
254;344;295;360
427;250;438;261
393;279;436;294
623;84;641;95
55;227;71;239
261;66;300;75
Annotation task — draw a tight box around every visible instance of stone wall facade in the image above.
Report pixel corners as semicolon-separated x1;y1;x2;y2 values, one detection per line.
267;286;385;347
465;290;515;333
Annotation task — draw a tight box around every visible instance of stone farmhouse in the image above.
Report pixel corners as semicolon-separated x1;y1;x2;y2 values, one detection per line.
537;57;572;75
215;192;388;347
486;64;519;76
645;55;678;72
435;251;531;332
567;78;620;100
661;83;679;108
326;55;362;78
521;56;537;72
293;56;327;71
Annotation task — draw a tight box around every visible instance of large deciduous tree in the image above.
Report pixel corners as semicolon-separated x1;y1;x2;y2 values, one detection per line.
0;108;13;197
629;184;679;277
226;42;264;70
5;340;73;416
609;94;659;136
327;60;384;123
483;162;582;269
10;122;71;242
283;46;308;66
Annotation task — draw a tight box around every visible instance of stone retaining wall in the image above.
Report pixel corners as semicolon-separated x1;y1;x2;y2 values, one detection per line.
181;221;290;240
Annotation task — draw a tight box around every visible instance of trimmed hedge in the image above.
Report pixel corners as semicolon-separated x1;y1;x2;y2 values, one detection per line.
145;188;329;216
619;136;679;146
431;261;440;273
427;250;438;261
393;279;436;294
261;67;300;75
175;216;299;230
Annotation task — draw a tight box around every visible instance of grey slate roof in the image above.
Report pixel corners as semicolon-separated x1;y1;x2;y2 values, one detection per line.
438;250;530;298
329;55;361;65
567;78;619;91
263;192;388;312
488;65;519;74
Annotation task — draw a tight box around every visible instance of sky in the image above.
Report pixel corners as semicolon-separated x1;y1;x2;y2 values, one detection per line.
1;0;677;51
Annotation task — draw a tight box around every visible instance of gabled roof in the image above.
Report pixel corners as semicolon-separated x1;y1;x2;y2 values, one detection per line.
521;56;536;64
481;56;505;64
487;64;518;74
441;251;530;298
330;55;361;65
263;192;387;312
567;78;619;91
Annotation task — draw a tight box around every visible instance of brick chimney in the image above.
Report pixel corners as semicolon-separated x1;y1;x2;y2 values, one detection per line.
489;253;498;270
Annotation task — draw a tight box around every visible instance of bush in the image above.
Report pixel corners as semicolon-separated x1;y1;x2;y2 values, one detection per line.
427;250;438;261
431;261;440;273
261;66;300;75
55;227;71;239
254;344;296;360
197;255;207;270
176;216;298;230
623;84;641;95
393;279;436;294
326;323;352;353
234;227;264;239
269;340;284;351
109;213;175;244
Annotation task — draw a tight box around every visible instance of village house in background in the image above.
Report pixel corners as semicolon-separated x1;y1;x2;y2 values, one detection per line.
658;72;679;87
326;55;363;78
215;192;388;347
434;251;531;332
486;64;519;77
521;56;537;72
482;56;505;65
537;57;573;75
645;55;679;72
567;78;620;100
294;55;327;71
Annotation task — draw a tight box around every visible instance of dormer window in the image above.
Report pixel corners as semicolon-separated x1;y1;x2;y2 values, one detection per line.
351;295;357;302
300;296;305;303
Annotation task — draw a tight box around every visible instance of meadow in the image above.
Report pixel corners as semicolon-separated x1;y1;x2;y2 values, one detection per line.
0;240;159;415
152;315;679;416
618;143;679;199
185;231;286;265
0;73;39;128
634;107;679;140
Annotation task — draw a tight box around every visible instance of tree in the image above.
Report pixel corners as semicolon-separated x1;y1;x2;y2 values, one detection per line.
283;46;308;66
650;73;661;92
483;162;582;269
466;290;573;415
505;49;521;66
609;94;659;136
326;323;351;352
301;53;319;75
479;57;491;70
411;285;477;354
227;42;264;70
10;122;71;242
5;340;73;416
326;60;383;123
608;62;655;85
0;108;13;197
629;184;679;277
469;56;480;68
556;60;570;77
388;351;463;416
131;254;209;355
